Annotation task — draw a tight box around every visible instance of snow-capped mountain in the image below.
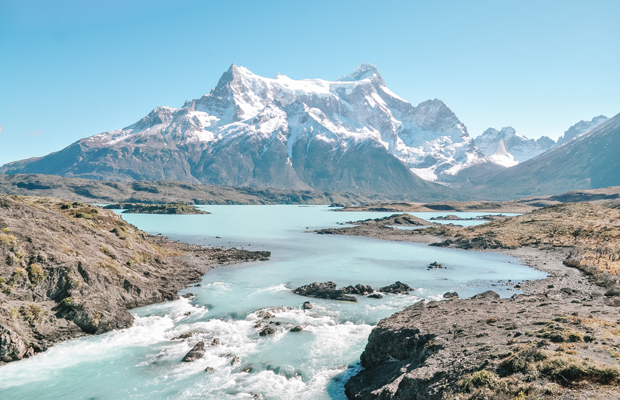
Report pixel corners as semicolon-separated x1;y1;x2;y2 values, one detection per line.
0;63;493;195
556;115;608;145
475;127;556;166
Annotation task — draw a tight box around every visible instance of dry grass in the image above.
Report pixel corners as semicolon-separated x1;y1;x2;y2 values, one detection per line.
424;203;620;283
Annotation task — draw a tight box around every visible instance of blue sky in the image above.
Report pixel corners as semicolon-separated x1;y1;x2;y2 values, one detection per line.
1;0;618;166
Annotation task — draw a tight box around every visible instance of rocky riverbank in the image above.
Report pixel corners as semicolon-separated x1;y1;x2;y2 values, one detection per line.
318;203;620;399
0;195;269;364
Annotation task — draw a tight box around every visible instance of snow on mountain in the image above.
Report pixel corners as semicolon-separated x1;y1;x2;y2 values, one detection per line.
488;139;518;168
0;63;493;193
475;127;555;165
556;115;608;145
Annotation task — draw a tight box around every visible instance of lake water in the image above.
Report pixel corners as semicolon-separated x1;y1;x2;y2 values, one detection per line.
0;206;545;400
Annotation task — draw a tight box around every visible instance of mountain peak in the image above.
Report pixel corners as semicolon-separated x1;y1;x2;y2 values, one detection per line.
337;63;382;82
557;115;609;144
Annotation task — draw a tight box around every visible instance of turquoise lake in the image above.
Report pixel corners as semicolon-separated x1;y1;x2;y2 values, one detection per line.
0;206;545;399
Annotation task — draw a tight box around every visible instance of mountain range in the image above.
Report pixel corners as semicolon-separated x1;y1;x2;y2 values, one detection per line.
0;63;616;199
472;115;609;169
0;64;496;197
476;113;620;198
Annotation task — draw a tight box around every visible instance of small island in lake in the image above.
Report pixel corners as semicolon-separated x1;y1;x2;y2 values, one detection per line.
103;203;209;214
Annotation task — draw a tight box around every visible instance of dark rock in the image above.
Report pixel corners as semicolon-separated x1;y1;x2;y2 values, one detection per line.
428;261;444;269
205;366;214;372
292;282;357;302
472;290;500;299
241;365;253;373
378;281;413;294
231;356;240;365
259;326;277;337
181;293;195;299
367;293;384;299
443;292;459;299
341;284;374;295
290;325;303;332
181;341;205;362
172;332;195;340
210;338;220;346
302;301;313;310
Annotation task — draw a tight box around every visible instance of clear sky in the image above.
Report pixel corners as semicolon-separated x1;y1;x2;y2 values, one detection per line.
1;0;618;166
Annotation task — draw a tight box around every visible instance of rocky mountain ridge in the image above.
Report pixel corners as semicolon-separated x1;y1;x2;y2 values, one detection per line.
477;113;620;198
475;127;556;167
0;63;496;194
474;115;609;169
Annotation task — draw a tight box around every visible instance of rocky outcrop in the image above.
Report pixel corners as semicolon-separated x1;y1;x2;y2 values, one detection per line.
0;195;269;364
0;327;29;362
345;287;620;399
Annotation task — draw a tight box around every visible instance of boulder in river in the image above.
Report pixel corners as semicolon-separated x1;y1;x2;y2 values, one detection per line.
182;341;205;362
428;261;444;269
290;325;303;332
302;301;313;310
379;281;413;294
443;292;459;299
292;281;357;302
367;293;384;299
259;326;277;336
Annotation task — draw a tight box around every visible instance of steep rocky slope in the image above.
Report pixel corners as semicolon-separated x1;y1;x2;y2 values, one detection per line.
0;195;268;363
557;115;609;145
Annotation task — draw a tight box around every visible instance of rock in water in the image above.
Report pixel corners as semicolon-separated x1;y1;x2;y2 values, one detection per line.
443;292;459;299
259;326;277;336
292;281;357;302
302;301;313;310
182;341;205;362
367;293;384;299
341;284;374;295
290;326;303;332
428;261;444;269
379;281;413;294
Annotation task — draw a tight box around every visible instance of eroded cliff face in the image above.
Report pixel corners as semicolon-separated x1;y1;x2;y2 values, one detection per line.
0;195;268;363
